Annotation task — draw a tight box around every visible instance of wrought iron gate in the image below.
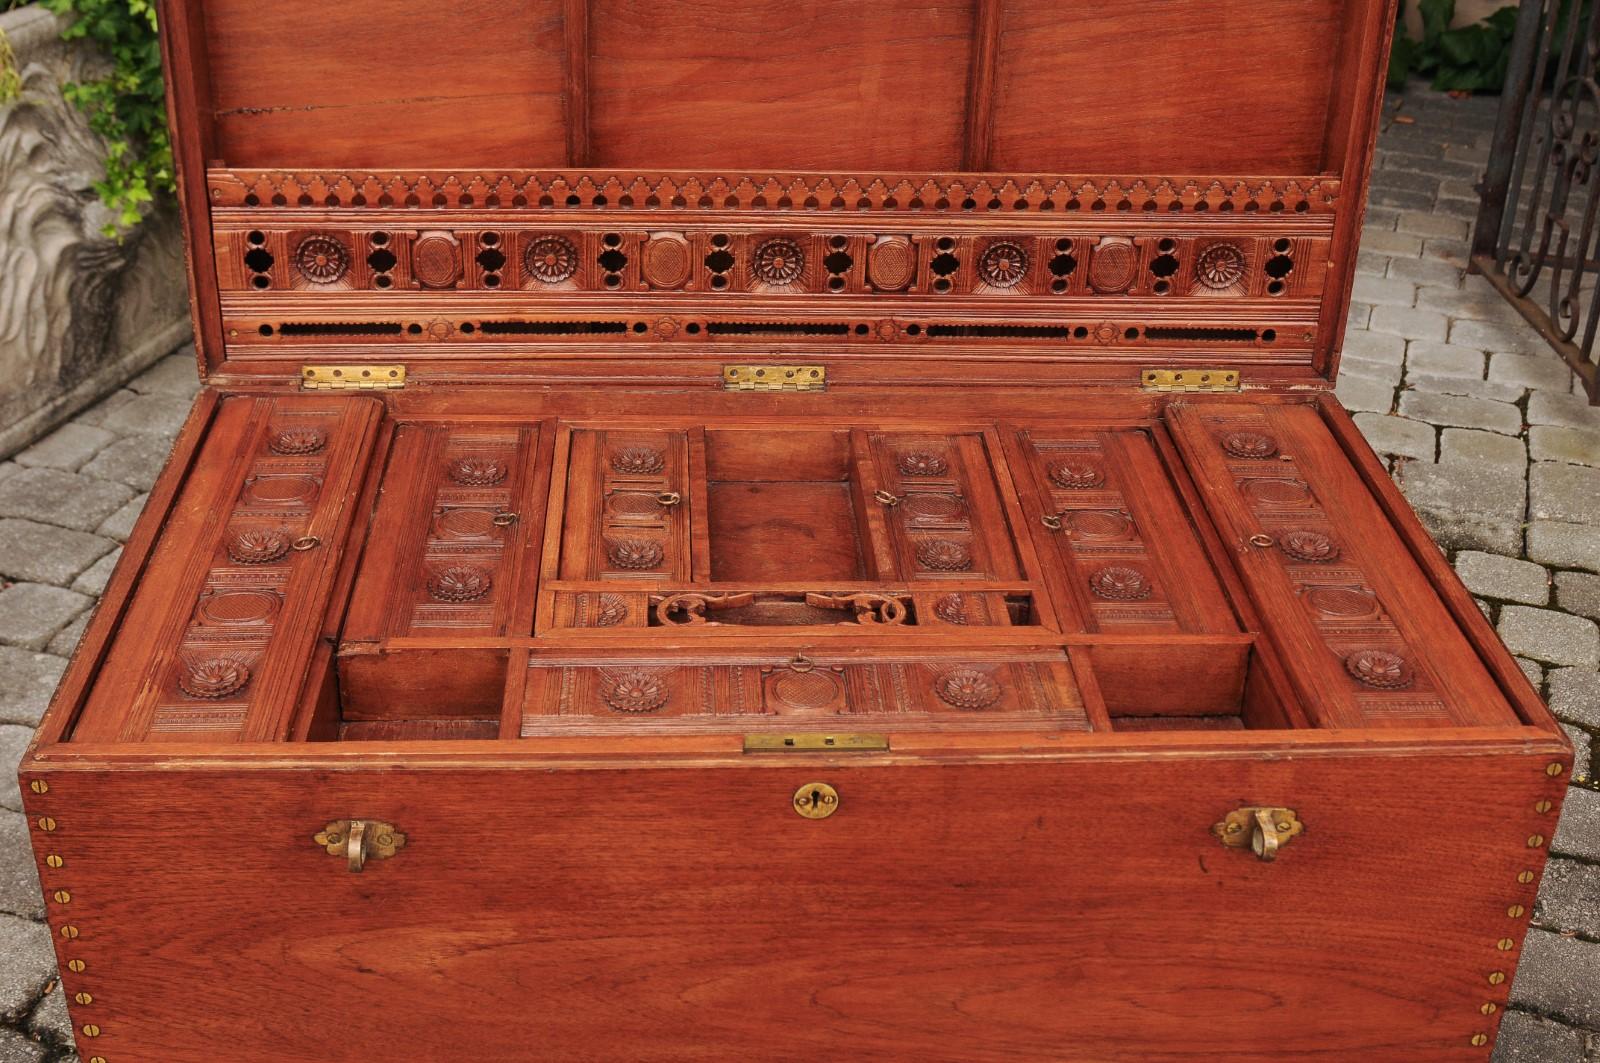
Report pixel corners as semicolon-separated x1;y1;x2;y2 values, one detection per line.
1472;0;1600;403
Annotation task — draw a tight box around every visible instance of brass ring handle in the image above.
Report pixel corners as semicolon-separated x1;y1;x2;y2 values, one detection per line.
656;491;682;506
1212;806;1302;862
314;819;406;873
346;819;369;873
873;489;901;507
1248;533;1275;548
492;511;518;527
1250;809;1280;862
291;535;321;551
788;654;816;673
1041;514;1063;532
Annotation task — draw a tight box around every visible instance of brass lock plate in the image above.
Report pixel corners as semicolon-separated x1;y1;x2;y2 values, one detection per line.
792;782;840;819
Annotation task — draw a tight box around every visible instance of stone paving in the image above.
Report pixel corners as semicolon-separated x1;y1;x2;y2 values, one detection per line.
0;85;1598;1060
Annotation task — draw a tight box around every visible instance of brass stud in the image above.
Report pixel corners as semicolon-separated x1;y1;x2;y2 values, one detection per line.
1535;799;1553;813
1496;938;1515;951
37;817;56;832
60;925;79;940
1508;904;1526;918
1546;762;1564;776
1480;1002;1497;1015
1488;971;1506;985
29;780;48;794
90;1058;107;1063
45;855;63;869
1470;1033;1488;1047
75;991;93;1005
1517;870;1536;884
1528;834;1547;848
82;1023;101;1037
52;890;71;905
67;959;85;973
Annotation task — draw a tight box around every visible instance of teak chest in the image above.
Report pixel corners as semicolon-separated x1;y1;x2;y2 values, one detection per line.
20;2;1574;1060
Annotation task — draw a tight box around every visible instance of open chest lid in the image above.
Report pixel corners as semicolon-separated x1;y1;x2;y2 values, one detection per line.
160;0;1399;392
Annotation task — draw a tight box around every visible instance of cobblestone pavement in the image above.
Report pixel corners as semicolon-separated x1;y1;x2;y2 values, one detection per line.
2;86;1599;1060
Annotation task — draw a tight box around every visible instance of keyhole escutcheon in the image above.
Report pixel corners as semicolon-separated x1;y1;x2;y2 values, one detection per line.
792;782;840;820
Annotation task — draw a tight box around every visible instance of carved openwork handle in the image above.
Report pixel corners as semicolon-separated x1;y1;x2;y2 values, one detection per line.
314;819;406;873
1211;806;1302;862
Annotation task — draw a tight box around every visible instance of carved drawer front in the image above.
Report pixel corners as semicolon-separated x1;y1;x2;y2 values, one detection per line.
559;429;691;581
546;587;1033;631
520;650;1088;737
345;424;543;639
72;396;384;743
867;432;1020;581
1013;427;1236;635
1168;403;1518;729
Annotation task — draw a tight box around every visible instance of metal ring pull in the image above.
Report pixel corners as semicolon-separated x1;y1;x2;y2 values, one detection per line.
656;491;682;507
492;511;518;527
873;489;901;507
788;654;816;673
1248;533;1275;548
291;535;321;552
345;819;369;873
1041;514;1063;532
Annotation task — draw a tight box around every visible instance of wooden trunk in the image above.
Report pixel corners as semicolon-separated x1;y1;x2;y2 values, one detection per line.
20;2;1574;1060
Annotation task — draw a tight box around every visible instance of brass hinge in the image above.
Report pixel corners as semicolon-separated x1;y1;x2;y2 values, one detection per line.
300;364;406;391
722;365;826;392
743;733;888;753
1141;368;1241;393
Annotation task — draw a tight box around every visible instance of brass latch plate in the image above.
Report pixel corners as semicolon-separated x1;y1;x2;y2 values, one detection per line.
301;364;406;390
744;733;888;753
1141;368;1241;393
723;365;826;392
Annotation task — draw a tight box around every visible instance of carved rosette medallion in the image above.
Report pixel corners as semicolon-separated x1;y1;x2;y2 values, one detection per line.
602;670;669;713
293;235;350;284
1280;529;1340;563
610;446;665;474
977;241;1029;288
1048;459;1104;489
904;493;965;521
1344;649;1414;689
447;456;509;486
412;232;461;289
524;235;578;283
1088;237;1138;293
268;426;327;455
934;593;969;625
1222;431;1279;459
868;236;915;290
1069;510;1134;540
935;668;1001;710
427;565;492;603
179;658;251;699
226;529;290;565
594;594;630;627
1243;478;1311;506
1306;586;1376;618
641;233;692;289
1089;565;1153;601
197;590;280;626
898;451;949;477
770;669;840;712
1194;243;1247;291
752;238;805;285
916;539;972;571
607;538;665;570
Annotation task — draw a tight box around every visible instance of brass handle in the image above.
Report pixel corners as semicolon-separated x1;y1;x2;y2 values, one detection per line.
873;489;901;507
314;819;406;873
656;491;682;506
1211;806;1302;862
1040;514;1063;532
1248;533;1275;549
492;511;518;526
291;534;321;551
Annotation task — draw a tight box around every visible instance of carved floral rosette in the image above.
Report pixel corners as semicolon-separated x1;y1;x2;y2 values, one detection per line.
602;669;669;714
934;668;1001;710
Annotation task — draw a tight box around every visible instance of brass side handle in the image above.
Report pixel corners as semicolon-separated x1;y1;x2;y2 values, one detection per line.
1212;806;1302;862
314;819;406;873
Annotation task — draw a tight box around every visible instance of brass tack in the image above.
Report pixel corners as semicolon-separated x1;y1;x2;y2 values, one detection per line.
1488;971;1506;985
1546;762;1564;776
1535;799;1553;813
1479;1002;1497;1015
1517;870;1536;884
90;1058;106;1063
1495;938;1515;951
60;926;79;940
1528;834;1546;848
67;960;85;973
1470;1033;1487;1046
75;991;93;1005
1508;904;1526;918
29;780;48;794
52;890;71;904
45;855;63;869
37;817;56;832
82;1023;101;1037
